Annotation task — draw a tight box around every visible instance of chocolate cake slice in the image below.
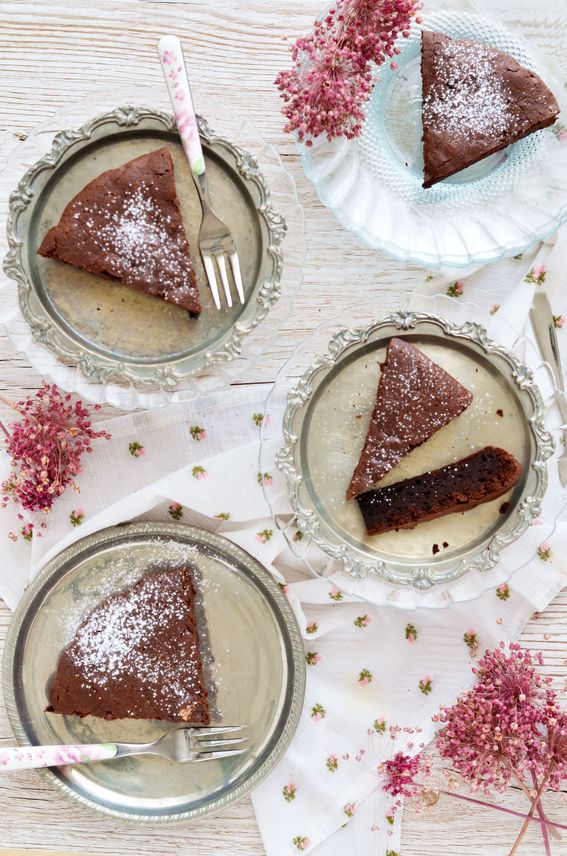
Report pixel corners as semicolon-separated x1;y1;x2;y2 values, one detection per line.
357;446;522;536
38;147;201;315
47;567;210;723
421;30;560;188
347;338;472;500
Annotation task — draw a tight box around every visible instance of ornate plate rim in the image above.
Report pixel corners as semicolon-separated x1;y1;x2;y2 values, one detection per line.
275;310;554;590
2;521;306;824
3;105;287;391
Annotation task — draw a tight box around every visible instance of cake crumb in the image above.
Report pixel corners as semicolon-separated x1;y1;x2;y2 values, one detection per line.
496;409;504;417
432;543;440;555
499;501;510;514
442;541;449;549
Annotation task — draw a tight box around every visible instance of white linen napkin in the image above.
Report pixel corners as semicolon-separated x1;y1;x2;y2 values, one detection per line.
0;247;566;856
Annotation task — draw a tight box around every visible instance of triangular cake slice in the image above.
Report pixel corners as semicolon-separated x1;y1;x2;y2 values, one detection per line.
421;30;560;188
47;567;210;723
356;446;523;536
346;337;472;500
38;147;201;315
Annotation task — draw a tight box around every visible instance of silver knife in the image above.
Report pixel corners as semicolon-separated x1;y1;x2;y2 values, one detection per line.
530;291;567;484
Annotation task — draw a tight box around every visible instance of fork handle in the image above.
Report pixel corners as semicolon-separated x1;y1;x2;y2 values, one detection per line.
0;742;117;772
158;35;206;177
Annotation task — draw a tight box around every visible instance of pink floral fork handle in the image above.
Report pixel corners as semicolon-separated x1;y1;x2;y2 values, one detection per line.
158;35;205;177
0;742;117;771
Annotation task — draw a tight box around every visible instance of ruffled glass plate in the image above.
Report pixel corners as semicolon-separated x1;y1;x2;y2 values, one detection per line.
300;9;567;269
259;292;567;609
0;86;306;409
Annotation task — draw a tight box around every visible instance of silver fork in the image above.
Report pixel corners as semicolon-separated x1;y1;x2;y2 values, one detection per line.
530;291;567;485
158;35;245;310
0;725;248;772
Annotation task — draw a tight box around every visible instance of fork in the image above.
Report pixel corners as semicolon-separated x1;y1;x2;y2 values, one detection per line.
530;291;567;485
158;34;245;310
0;725;247;772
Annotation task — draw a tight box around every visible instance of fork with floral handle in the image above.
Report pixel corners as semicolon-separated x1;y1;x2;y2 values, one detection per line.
157;34;245;310
0;725;247;770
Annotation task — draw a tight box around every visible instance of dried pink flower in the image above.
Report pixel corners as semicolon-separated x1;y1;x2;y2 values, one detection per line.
275;0;419;146
0;384;110;514
382;751;421;798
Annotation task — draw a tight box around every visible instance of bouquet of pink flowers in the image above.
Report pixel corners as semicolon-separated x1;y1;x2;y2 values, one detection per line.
275;0;421;146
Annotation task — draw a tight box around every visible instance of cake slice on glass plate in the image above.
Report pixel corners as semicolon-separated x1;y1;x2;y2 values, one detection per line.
421;30;560;188
38;147;201;315
347;337;472;500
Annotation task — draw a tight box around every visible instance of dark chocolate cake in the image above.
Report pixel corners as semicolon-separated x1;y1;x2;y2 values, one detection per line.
347;337;473;500
38;147;201;315
421;30;560;188
356;446;522;536
47;567;210;723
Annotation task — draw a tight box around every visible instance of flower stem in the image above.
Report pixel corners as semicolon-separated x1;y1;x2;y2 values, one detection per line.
532;772;553;856
430;789;567;832
506;762;559;841
508;773;551;856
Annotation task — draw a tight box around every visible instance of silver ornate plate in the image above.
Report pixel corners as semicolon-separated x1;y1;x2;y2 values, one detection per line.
2;522;305;823
4;106;285;390
275;311;553;589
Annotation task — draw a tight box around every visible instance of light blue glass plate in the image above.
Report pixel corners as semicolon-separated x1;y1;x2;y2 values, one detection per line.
300;10;567;269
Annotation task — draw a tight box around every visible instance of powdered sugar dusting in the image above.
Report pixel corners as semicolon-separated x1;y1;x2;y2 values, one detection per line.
59;565;209;719
423;40;516;141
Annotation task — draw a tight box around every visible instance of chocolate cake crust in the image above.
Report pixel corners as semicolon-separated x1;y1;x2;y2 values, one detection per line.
421;30;560;188
347;337;473;500
38;147;201;315
47;566;210;723
356;445;523;537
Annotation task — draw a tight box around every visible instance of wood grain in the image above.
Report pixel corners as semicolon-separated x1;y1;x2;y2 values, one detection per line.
0;1;565;854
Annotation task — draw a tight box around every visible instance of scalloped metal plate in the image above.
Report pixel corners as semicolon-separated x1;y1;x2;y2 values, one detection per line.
2;522;306;823
3;107;286;390
277;311;553;589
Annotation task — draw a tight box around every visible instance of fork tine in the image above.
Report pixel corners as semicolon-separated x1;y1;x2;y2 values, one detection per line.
229;252;245;304
193;748;247;761
216;254;233;308
202;254;221;310
193;736;249;750
189;725;245;737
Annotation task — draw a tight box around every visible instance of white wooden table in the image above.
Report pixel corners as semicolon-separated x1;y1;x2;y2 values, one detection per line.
0;2;565;854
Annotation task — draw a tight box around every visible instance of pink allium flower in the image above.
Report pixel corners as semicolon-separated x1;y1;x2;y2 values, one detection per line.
419;676;433;695
382;751;422;798
496;583;510;601
434;643;557;794
69;508;85;527
490;303;500;316
192;465;208;480
358;668;373;685
306;651;321;665
553;315;566;329
537;542;552;561
329;585;343;601
0;384;109;514
306;621;318;634
292;837;310;852
275;0;419;146
168;502;183;520
354;613;371;627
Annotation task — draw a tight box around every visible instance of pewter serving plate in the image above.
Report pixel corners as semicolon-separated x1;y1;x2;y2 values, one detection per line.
276;311;553;589
2;522;305;823
4;107;285;390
